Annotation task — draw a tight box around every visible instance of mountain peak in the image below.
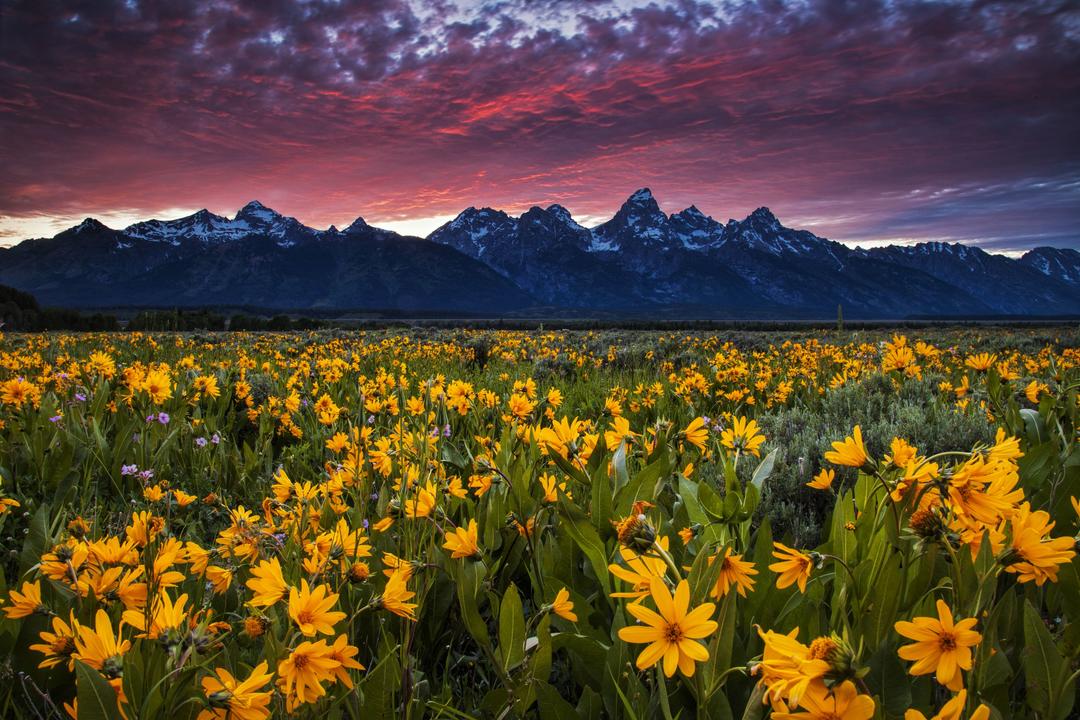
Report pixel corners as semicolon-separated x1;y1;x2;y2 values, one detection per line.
627;188;654;203
236;200;279;222
747;207;780;226
70;218;111;234
344;216;369;233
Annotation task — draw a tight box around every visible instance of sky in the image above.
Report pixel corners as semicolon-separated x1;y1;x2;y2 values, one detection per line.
1;0;1078;253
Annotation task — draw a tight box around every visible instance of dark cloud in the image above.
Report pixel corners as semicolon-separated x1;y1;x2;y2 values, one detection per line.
0;0;1078;251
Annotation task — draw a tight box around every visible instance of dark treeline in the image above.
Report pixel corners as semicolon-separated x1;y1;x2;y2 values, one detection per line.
1;285;119;331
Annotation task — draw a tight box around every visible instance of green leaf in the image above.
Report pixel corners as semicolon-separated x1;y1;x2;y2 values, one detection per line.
76;660;123;720
499;583;526;672
536;683;579;720
453;559;491;650
557;498;612;596
750;449;778;491
1022;600;1072;718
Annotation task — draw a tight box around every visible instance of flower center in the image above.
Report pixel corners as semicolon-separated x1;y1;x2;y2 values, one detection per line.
808;637;837;661
664;623;685;644
293;653;310;670
296;610;314;626
939;632;957;651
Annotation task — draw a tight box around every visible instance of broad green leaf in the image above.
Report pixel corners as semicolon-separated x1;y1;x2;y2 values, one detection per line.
499;583;526;671
76;660;123;720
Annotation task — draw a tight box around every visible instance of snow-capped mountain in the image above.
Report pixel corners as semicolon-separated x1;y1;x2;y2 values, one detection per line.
1020;247;1080;285
0;191;1076;317
124;201;317;248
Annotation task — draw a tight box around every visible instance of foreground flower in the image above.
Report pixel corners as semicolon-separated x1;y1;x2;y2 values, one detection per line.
617;579;718;677
277;640;341;711
379;567;417;620
73;609;131;679
551;587;577;622
770;543;814;593
710;548;758;598
806;469;834;490
824;426;870;468
1001;503;1076;586
895;599;981;691
247;558;288;607
288;580;347;636
443;519;480;559
29;612;78;670
772;680;874;720
720;416;765;457
682;417;708;450
198;661;274;720
3;580;46;619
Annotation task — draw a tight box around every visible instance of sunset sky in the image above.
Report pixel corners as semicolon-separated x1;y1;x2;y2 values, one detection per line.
1;0;1078;252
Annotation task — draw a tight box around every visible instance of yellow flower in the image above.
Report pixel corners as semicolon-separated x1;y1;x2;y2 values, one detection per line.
1002;503;1076;585
3;580;46;619
616;579;718;677
380;567;417;621
73;609;131;679
884;438;917;468
720;416;765;457
964;353;997;371
806;469;834;490
443;519;480;560
682;417;708;451
197;661;274;720
141;368;173;404
824;426;870;468
326;634;365;688
772;680;875;720
895;599;981;691
29;611;78;670
609;536;669;600
123;591;191;639
551;587;577;622
507;393;534;419
769;543;814;593
288;580;347;637
247;558;289;607
604;416;637;450
710;548;758;598
277;639;341;711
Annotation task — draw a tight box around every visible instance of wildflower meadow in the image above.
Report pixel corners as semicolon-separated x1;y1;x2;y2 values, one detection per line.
0;327;1076;719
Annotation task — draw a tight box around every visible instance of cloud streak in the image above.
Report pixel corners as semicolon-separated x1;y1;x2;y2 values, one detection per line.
1;0;1078;251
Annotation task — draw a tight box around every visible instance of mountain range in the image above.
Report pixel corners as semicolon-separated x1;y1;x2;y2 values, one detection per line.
1;190;1077;318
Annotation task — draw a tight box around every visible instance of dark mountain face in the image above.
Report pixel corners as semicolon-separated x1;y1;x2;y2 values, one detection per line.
0;203;532;313
1;193;1076;318
1020;247;1080;286
865;242;1080;315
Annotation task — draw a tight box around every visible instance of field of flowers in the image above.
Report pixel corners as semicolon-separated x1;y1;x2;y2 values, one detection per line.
0;327;1077;720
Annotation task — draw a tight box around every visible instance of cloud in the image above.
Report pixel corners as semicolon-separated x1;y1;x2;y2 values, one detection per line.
0;0;1077;249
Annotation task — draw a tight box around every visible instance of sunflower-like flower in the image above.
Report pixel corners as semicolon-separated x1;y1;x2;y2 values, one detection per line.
29;611;78;670
246;557;288;607
709;547;758;598
379;567;417;621
443;519;480;560
288;580;346;637
824;426;872;470
550;588;577;622
769;543;815;593
616;579;718;677
895;599;981;691
198;661;274;720
720;416;765;457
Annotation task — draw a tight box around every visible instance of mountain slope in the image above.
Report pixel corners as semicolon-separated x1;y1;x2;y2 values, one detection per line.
0;205;532;313
1;193;1076;318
